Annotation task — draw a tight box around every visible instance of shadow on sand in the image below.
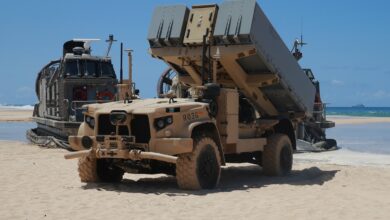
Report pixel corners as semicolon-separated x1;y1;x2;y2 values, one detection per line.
82;165;339;196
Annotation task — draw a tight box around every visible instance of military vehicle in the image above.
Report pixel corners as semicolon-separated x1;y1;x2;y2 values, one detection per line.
65;0;335;190
27;36;135;147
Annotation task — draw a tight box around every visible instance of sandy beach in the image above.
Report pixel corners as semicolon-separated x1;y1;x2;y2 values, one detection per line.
0;141;389;220
328;116;390;125
0;108;33;122
1;109;390;219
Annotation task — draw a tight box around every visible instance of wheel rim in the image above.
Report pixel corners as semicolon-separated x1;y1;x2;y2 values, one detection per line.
197;145;220;189
280;145;292;174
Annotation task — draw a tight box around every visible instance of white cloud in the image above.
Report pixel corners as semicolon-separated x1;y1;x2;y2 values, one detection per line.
331;80;344;86
373;90;390;98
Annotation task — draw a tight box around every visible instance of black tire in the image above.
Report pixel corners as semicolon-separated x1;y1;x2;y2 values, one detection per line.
96;159;124;183
78;156;124;183
262;134;293;176
176;137;221;190
78;155;98;183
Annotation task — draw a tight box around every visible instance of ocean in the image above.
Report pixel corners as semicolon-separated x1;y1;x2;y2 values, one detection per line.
2;105;390;117
0;122;35;142
326;123;390;155
0;104;34;110
327;107;390;117
0;106;389;155
324;107;390;155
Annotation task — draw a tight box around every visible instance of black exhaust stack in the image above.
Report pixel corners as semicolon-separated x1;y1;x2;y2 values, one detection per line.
120;42;123;84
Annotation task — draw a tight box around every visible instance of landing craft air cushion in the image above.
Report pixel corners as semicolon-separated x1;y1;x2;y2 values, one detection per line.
27;36;135;147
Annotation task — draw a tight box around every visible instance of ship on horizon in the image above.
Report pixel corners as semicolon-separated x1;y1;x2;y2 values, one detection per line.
352;104;366;108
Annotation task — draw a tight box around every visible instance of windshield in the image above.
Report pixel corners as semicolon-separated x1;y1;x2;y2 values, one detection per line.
100;62;116;77
64;61;78;76
64;60;116;78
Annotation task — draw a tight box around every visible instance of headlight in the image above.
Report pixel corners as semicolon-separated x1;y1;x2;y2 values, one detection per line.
166;117;173;124
156;119;165;129
154;116;173;131
81;136;93;149
85;116;95;129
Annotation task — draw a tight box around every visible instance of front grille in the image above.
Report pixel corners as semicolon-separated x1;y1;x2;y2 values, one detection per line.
98;114;129;135
98;114;150;144
98;114;115;135
118;126;129;135
131;115;151;144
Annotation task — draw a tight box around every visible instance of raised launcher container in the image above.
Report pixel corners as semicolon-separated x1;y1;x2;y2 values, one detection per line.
149;0;316;118
147;5;189;48
213;0;315;116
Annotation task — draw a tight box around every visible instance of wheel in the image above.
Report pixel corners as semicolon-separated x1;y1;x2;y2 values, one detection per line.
96;159;124;183
78;155;98;183
262;134;293;176
78;156;124;183
176;137;221;190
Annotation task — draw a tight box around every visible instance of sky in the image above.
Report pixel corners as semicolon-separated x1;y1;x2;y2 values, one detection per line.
0;0;389;107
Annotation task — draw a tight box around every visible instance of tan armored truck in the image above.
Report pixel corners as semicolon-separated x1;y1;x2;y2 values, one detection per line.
65;0;318;190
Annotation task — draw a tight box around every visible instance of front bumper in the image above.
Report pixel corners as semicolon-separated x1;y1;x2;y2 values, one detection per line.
64;149;178;164
97;149;178;164
67;136;193;163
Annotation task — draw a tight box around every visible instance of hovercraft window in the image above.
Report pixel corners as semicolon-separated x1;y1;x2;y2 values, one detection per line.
64;61;115;78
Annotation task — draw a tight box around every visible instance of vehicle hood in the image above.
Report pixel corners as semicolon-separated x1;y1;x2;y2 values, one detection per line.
87;98;208;115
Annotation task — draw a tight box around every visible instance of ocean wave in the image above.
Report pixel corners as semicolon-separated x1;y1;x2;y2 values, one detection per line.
0;104;34;110
326;107;390;117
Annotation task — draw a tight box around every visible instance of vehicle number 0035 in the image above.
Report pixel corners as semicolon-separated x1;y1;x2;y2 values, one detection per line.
183;112;199;122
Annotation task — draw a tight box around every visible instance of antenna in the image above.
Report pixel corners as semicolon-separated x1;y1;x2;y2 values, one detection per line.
300;17;303;45
291;18;307;61
120;43;123;84
105;34;117;56
300;18;307;48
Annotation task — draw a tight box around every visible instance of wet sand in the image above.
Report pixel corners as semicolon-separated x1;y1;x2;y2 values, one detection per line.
328;116;390;125
0;108;33;122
